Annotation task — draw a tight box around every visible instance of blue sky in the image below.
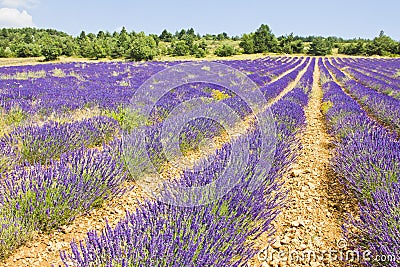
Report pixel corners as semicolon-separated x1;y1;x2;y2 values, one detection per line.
0;0;399;40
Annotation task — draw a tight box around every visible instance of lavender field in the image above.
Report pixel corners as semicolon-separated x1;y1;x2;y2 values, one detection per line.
0;56;399;267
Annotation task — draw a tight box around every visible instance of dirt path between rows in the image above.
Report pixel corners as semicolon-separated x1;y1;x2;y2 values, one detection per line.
249;59;357;267
1;58;308;267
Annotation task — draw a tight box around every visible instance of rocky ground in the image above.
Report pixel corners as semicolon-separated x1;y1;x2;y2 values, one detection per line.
249;62;358;267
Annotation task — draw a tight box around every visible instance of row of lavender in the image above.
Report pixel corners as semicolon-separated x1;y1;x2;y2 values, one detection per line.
325;58;400;136
334;57;400;78
0;58;305;261
319;59;400;266
332;57;400;97
0;57;301;115
61;58;315;267
0;117;128;259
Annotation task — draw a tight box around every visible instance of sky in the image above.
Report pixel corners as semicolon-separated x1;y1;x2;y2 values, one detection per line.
0;0;399;40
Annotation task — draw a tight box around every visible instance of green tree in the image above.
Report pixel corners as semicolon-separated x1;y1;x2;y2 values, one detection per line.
42;41;62;61
177;29;186;40
307;37;332;56
172;40;190;56
239;33;254;54
291;40;304;54
159;29;173;42
128;32;158;61
92;39;108;59
116;27;131;57
15;43;41;57
366;31;398;56
253;24;278;53
186;28;196;39
0;47;13;58
61;38;77;57
192;40;207;58
216;32;228;41
278;33;302;54
214;45;236;57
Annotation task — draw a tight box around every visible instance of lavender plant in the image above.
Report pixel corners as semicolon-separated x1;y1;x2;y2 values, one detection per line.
320;59;400;266
0;147;127;259
1;116;119;165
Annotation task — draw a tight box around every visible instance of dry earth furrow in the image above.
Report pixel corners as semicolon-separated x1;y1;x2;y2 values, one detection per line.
249;59;357;267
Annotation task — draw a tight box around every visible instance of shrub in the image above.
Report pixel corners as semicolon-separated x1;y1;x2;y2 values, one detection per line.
128;32;158;61
42;42;62;61
103;106;146;133
171;40;190;56
307;37;332;56
214;44;236;57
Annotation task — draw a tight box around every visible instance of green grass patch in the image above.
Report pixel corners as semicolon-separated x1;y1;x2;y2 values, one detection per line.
103;106;148;133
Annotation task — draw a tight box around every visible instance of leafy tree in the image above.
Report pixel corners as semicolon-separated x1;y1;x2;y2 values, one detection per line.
42;41;62;61
253;24;279;53
192;40;208;58
0;47;13;58
172;40;190;56
117;27;131;57
216;32;229;41
239;33;254;54
176;29;186;40
339;41;367;56
366;31;398;56
97;30;106;39
291;40;304;54
128;32;158;61
307;37;332;56
159;29;173;42
0;28;9;38
194;47;207;58
15;43;41;57
92;39;108;59
61;38;78;57
78;38;94;58
149;34;160;45
186;28;196;39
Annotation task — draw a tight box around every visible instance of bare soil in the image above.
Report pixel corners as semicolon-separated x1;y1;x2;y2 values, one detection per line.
249;60;358;267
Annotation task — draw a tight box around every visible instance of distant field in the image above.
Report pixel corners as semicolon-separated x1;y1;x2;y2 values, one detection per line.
0;52;388;67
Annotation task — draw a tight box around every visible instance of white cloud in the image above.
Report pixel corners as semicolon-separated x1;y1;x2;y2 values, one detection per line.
0;0;39;9
0;8;35;28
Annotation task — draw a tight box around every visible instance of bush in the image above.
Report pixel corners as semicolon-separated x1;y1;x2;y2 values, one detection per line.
42;43;62;61
239;34;254;54
0;47;14;58
214;44;236;57
15;43;41;57
171;40;190;56
128;32;158;61
307;37;332;56
103;106;147;133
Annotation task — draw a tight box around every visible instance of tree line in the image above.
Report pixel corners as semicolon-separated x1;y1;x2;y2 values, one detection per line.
0;25;399;61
